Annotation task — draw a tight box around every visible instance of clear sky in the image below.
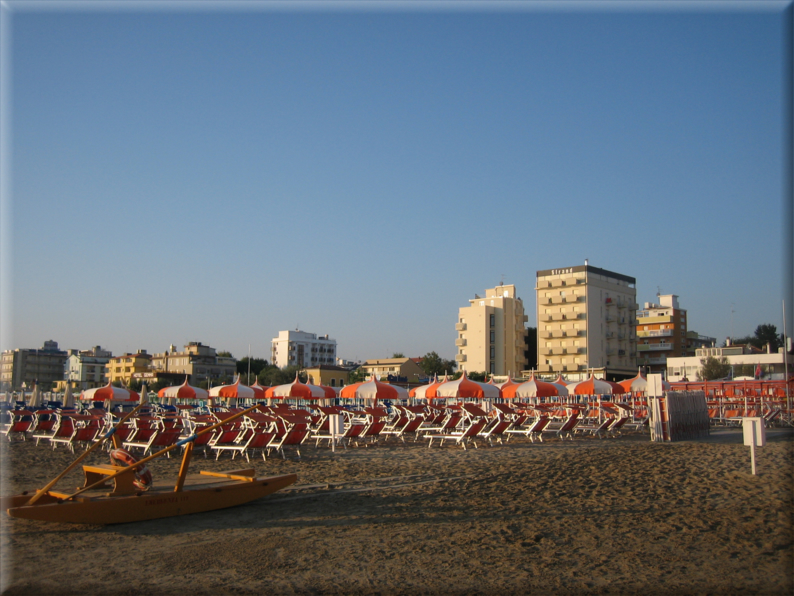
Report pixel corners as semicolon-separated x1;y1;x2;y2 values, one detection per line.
2;1;791;363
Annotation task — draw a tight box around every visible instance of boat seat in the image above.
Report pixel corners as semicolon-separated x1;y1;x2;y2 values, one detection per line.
81;464;139;495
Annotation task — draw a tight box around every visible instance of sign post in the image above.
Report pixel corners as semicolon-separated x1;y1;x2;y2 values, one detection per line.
328;414;343;453
742;417;765;475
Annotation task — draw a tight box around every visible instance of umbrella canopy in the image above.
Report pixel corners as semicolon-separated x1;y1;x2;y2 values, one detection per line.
27;383;42;408
80;382;139;403
502;373;564;399
265;374;324;400
306;379;336;400
250;381;269;401
63;383;75;408
158;377;209;401
209;377;256;399
430;371;501;399
409;374;442;399
495;376;518;390
618;370;671;393
567;375;626;396
339;376;408;403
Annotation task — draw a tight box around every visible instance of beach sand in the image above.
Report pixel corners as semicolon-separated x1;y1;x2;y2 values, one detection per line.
1;428;792;595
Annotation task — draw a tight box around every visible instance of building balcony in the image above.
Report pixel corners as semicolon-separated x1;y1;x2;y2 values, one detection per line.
550;279;565;287
565;363;582;371
605;298;615;306
638;356;667;365
455;354;467;362
455;338;467;347
552;347;566;355
637;329;673;338
551;329;566;338
565;295;580;303
539;347;553;355
539;313;553;321
455;322;467;331
637;343;674;352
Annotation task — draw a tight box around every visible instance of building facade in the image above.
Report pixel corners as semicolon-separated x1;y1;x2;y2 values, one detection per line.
0;340;68;391
149;342;236;385
536;265;637;381
271;330;337;369
304;364;351;388
635;295;688;375
360;357;425;382
456;284;529;376
64;346;113;390
667;345;789;382
105;350;153;386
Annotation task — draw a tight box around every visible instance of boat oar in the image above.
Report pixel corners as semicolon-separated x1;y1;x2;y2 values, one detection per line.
25;402;146;506
60;403;262;502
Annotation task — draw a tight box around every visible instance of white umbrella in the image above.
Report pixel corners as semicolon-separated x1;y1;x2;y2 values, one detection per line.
63;383;75;408
28;383;42;408
139;382;148;405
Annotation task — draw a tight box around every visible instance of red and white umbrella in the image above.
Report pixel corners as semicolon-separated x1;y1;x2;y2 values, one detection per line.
502;373;565;399
429;371;501;400
567;375;626;396
250;381;268;401
209;377;256;400
80;382;139;403
306;379;336;400
266;374;325;400
618;370;670;393
340;375;408;403
158;377;209;401
409;374;443;399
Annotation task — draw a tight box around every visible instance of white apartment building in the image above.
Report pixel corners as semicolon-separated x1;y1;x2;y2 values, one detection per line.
271;330;337;369
64;346;113;390
456;284;529;376
536;264;638;380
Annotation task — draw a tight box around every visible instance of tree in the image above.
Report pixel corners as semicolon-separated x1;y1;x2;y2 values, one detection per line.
418;351;457;377
391;352;405;359
348;366;368;384
698;356;731;381
257;364;306;386
237;357;268;378
753;324;782;352
217;351;233;358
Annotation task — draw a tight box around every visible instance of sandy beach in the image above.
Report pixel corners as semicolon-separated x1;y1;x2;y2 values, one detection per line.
1;428;792;595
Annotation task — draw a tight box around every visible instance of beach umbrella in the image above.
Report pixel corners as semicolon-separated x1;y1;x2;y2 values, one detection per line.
306;379;336;400
266;374;324;400
210;377;255;407
430;371;501;400
27;382;42;408
567;375;626;396
495;375;518;391
339;375;408;404
139;382;148;405
618;369;670;394
250;381;269;401
158;377;208;401
63;383;75;409
409;374;442;399
80;382;139;403
502;373;565;400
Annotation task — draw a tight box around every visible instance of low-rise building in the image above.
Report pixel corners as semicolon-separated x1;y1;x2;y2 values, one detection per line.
64;346;113;390
635;295;688;375
271;330;337;369
0;340;68;391
304;364;351;388
149;342;236;386
667;343;790;382
360;357;425;382
105;350;153;386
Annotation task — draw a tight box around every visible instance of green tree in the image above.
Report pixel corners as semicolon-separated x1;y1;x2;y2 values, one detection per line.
698;356;731;380
237;357;269;378
391;352;405;359
217;351;233;358
418;351;457;377
753;324;782;352
348;367;368;383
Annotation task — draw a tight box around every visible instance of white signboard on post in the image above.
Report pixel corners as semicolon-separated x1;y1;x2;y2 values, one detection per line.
742;417;766;475
647;374;664;398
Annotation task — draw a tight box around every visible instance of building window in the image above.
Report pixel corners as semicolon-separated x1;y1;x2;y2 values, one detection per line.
490;346;495;358
490;331;495;343
490;314;495;327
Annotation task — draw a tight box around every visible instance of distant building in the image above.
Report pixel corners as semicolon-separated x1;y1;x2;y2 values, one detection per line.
105;350;153;386
456;284;529;376
64;346;113;390
304;364;351;388
635;295;688;376
667;343;789;382
686;331;716;356
0;340;68;391
360;357;425;382
149;342;236;385
271;330;337;369
536;264;637;381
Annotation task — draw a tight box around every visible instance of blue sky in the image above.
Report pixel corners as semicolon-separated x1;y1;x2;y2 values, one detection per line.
2;1;790;362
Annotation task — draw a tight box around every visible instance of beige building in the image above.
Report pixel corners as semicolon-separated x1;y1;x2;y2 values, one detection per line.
304;364;351;388
149;342;236;385
271;330;337;369
456;284;529;376
0;340;68;391
105;351;153;386
360;357;425;382
636;294;689;375
536;264;637;380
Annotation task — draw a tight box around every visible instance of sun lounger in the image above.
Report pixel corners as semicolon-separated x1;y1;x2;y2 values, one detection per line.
124;429;184;458
542;413;579;441
426;419;487;450
268;423;310;459
607;416;630;437
3;410;35;441
478;418;512;445
507;415;550;442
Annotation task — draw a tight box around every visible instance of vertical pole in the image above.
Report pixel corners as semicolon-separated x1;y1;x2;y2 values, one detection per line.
750;422;757;476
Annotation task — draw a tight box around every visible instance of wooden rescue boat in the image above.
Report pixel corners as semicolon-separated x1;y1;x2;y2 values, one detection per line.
3;402;297;524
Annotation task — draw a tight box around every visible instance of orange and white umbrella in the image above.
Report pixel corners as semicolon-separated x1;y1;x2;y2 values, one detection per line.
502;373;564;399
266;374;325;400
567;375;626;396
209;377;256;400
340;375;408;403
430;371;501;399
158;377;209;401
618;370;670;393
409;374;443;399
80;382;139;403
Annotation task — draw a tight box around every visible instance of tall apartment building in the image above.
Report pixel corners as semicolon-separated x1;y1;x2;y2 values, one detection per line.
455;284;529;376
271;330;337;369
536;265;637;380
636;294;689;375
150;342;237;385
0;340;68;391
64;346;113;390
